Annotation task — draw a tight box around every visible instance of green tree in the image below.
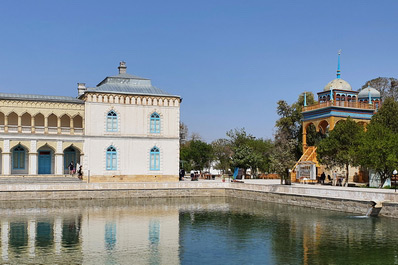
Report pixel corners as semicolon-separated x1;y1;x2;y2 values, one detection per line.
180;140;213;173
317;118;364;184
231;145;261;177
271;93;316;182
250;138;273;174
357;98;398;187
275;92;317;160
226;128;272;177
211;138;232;174
270;132;297;183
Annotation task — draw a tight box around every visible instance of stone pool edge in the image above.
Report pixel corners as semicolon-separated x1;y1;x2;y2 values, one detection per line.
0;182;398;218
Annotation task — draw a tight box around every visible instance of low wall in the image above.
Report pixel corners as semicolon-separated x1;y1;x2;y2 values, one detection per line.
0;182;398;218
226;189;371;216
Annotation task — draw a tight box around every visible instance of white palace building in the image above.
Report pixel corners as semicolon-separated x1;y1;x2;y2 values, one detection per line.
0;62;181;182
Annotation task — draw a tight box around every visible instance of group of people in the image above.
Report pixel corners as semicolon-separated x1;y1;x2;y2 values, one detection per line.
68;161;83;180
320;171;345;186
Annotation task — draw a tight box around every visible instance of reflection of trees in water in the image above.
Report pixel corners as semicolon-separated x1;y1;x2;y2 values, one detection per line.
180;198;398;265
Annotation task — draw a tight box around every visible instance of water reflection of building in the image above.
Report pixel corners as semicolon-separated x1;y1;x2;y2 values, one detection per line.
0;200;181;264
1;216;82;264
80;205;180;264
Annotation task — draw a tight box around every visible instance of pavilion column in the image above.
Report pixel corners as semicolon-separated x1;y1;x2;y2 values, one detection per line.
31;116;35;133
55;141;63;175
70;118;74;135
329;116;335;130
302;131;307;152
44;116;48;134
4;115;8;133
57;117;61;134
29;140;37;175
17;115;22;133
2;140;10;175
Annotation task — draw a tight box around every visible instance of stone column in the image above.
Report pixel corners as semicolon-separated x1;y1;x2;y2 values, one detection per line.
31;116;35;133
17;115;22;133
28;219;36;257
1;221;9;261
4;115;8;133
55;141;64;175
29;140;38;175
2;140;10;175
57;117;61;134
54;217;62;254
44;116;48;134
70;118;74;135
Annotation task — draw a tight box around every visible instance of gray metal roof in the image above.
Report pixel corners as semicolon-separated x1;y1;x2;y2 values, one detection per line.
0;93;84;104
90;71;180;98
86;84;175;97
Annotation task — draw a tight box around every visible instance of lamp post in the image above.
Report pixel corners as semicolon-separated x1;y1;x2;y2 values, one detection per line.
393;170;398;192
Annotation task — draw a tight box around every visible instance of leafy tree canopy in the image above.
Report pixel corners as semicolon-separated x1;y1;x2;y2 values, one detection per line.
357;98;398;186
317;117;364;182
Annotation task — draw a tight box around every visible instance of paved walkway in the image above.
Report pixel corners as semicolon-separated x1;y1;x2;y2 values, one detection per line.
0;176;82;184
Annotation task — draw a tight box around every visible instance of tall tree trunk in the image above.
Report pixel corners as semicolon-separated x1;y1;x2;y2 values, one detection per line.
345;164;349;187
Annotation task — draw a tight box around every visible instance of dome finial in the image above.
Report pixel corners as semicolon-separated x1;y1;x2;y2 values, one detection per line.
336;49;342;79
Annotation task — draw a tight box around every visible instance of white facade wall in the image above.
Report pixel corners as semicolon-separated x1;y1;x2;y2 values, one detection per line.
84;100;180;178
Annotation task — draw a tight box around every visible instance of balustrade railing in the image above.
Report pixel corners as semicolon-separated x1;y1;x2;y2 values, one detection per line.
0;125;83;134
303;101;376;112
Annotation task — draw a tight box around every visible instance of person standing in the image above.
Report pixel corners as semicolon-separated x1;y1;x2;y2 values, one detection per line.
78;165;83;180
332;171;337;186
320;172;326;184
68;161;74;175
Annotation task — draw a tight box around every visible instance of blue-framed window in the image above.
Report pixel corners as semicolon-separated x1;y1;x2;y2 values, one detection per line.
150;147;160;171
106;146;117;170
106;110;118;132
13;145;25;169
150;112;160;133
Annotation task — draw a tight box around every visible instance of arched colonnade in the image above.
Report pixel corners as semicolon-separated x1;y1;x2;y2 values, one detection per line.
0;140;83;175
0;112;83;135
302;117;369;150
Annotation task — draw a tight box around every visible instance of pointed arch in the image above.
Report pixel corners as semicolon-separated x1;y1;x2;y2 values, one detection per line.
150;112;161;133
8;112;18;125
150;146;160;171
64;145;81;173
60;114;70;128
106;145;117;170
73;115;83;129
38;144;55;174
35;113;45;127
106;110;118;132
48;113;57;127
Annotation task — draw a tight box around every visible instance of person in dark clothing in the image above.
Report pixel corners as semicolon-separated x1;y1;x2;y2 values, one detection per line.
78;165;83;180
68;161;74;175
320;172;326;184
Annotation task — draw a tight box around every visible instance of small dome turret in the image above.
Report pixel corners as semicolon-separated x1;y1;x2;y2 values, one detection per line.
324;78;352;91
358;86;381;99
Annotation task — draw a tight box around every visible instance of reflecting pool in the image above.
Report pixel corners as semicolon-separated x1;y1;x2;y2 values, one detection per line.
0;197;397;264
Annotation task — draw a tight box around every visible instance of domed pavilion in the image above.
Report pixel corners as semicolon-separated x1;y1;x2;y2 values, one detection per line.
291;52;381;183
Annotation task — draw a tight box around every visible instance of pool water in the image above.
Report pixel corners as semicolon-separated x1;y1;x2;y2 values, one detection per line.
0;197;397;264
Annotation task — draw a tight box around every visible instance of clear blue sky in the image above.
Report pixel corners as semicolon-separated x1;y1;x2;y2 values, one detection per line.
0;1;397;142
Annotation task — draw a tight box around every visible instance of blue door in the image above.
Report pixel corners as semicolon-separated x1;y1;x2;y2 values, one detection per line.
38;151;51;174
